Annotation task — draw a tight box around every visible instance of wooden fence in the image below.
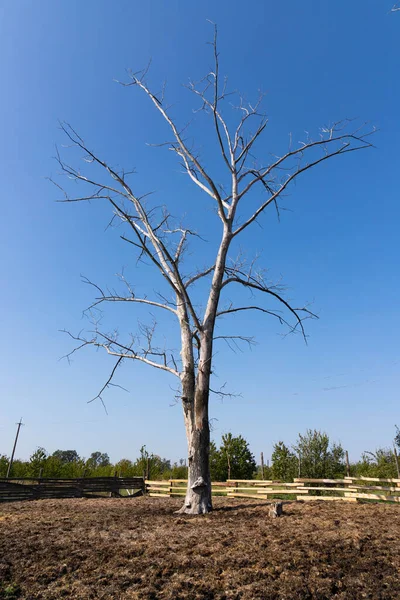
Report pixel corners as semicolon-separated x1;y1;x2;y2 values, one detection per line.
146;476;400;503
0;477;145;503
2;476;399;504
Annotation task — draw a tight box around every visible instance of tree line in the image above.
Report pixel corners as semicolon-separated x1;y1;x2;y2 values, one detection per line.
1;428;399;481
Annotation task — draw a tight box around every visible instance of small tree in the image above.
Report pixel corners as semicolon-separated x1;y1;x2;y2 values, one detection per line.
0;455;9;478
395;425;400;451
7;459;29;479
210;433;256;481
56;27;374;513
52;450;80;464
86;451;111;469
170;462;188;480
271;442;297;482
114;458;134;477
293;430;345;479
28;447;48;477
357;448;398;479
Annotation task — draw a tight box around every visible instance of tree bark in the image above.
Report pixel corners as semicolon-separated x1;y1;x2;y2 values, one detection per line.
178;386;212;514
178;334;213;514
177;230;232;514
178;426;212;514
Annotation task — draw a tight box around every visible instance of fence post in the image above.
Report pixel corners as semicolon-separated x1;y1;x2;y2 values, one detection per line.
226;451;231;481
345;450;351;477
260;452;265;480
393;445;400;479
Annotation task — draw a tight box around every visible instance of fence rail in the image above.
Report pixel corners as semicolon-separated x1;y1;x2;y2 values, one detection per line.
145;477;400;503
2;476;399;504
0;477;145;502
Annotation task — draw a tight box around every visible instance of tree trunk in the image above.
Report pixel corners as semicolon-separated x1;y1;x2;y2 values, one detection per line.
177;229;230;514
177;424;212;514
178;359;213;514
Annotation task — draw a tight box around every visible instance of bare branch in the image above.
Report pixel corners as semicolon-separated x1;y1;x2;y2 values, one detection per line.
217;304;287;324
88;355;127;414
61;327;180;379
56;123;202;332
233;122;375;236
185;24;234;173
185;265;215;288
119;73;229;223
213;334;256;353
81;275;178;316
209;382;241;399
221;267;317;342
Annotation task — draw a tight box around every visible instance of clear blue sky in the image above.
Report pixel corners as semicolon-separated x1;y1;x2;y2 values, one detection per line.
1;0;399;465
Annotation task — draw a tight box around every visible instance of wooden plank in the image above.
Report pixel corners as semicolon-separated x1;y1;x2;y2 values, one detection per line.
274;482;305;487
339;485;399;492
229;483;303;489
299;496;357;502
227;480;273;484
223;486;295;492
345;493;400;502
302;487;358;493
212;482;235;488
294;478;350;484
257;489;309;495
344;476;400;483
211;483;233;488
227;493;264;499
344;488;400;496
145;480;170;485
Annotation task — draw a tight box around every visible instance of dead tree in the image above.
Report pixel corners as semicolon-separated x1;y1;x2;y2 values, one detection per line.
54;26;375;514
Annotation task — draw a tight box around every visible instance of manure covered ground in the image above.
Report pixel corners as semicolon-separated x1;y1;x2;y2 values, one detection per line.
0;496;399;599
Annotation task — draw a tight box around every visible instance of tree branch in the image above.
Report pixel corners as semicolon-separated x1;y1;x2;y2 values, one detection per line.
185;265;215;288
81;275;178;316
55;122;202;332
119;72;228;223
61;327;180;378
221;267;317;341
87;355;128;414
232;122;375;236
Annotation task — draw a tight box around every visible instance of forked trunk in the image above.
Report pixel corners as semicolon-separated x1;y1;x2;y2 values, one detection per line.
177;232;230;514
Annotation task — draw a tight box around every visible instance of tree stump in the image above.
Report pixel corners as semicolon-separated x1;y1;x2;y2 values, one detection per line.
269;502;284;518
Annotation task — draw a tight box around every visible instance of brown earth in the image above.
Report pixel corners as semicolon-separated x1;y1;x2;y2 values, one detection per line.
0;497;399;599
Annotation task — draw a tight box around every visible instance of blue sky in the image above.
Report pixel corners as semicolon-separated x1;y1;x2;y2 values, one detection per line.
0;0;399;465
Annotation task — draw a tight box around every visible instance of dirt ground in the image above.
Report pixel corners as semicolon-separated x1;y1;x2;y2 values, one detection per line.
0;497;399;599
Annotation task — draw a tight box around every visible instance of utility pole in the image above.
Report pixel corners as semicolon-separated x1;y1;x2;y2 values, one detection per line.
6;418;24;479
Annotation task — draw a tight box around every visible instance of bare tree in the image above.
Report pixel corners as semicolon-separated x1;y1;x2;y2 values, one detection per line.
53;26;374;514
